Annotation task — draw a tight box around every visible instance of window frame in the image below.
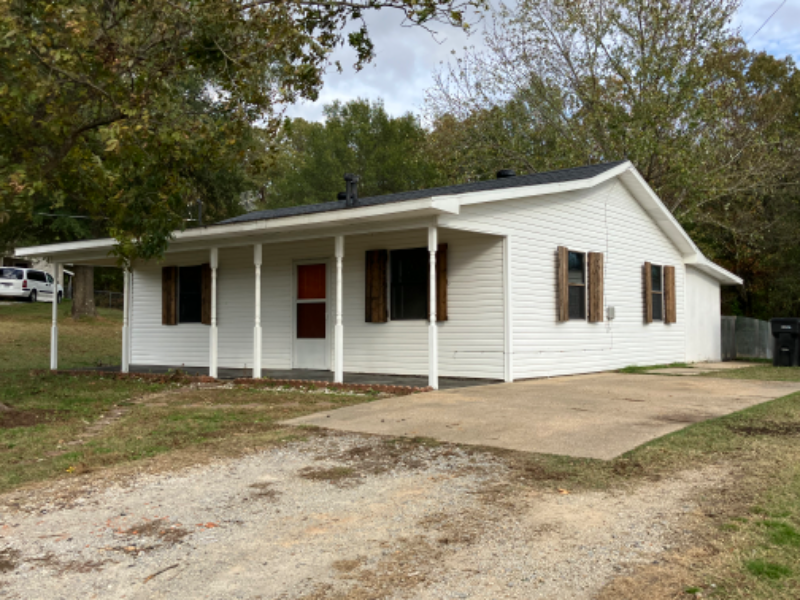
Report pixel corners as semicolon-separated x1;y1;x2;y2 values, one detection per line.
389;247;429;321
567;250;587;321
650;264;664;322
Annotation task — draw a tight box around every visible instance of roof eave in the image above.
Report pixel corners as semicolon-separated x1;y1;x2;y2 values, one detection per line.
685;256;743;286
15;196;460;262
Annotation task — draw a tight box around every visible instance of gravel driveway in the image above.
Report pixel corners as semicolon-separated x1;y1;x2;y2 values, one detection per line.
0;433;727;599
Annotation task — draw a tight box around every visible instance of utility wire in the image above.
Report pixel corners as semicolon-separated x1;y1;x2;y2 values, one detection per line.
746;0;788;44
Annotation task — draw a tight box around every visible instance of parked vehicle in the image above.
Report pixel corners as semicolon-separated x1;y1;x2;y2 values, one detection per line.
0;267;63;303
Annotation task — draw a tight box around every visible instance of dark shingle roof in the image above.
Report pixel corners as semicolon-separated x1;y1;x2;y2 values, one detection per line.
217;161;627;226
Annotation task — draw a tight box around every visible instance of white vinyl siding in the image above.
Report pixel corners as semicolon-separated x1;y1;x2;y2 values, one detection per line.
341;229;504;379
130;230;505;379
440;179;687;378
684;266;722;362
131;250;211;367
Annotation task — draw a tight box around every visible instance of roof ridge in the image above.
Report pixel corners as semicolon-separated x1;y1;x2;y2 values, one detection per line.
217;160;627;226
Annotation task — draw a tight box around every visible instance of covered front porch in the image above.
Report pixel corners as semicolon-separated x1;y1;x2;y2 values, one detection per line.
23;200;511;389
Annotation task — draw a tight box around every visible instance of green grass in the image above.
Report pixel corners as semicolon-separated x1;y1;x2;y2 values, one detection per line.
618;362;692;373
0;300;123;369
699;365;800;382
744;560;793;581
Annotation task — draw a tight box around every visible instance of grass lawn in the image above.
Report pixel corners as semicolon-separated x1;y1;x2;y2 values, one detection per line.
0;300;123;369
699;364;800;382
0;301;379;494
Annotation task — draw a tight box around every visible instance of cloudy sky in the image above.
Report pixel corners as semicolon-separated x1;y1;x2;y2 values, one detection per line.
286;0;799;122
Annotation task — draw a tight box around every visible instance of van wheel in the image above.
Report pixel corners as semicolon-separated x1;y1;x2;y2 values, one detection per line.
28;290;37;303
57;292;63;304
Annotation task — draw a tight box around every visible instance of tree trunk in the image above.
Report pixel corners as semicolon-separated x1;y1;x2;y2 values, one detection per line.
71;265;97;319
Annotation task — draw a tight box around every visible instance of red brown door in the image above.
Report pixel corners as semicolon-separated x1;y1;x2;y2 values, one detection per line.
294;263;328;368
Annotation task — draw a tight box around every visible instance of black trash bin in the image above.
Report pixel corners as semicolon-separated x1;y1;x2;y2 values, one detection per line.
771;318;800;367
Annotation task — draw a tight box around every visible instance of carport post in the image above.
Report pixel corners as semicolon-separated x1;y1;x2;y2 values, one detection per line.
121;268;131;373
334;235;344;384
50;262;59;370
209;247;219;379
253;244;262;379
428;226;439;390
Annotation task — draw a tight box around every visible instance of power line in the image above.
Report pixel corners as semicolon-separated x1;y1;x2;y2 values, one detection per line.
746;0;788;45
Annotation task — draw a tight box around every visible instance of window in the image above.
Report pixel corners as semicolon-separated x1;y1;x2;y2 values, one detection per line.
651;265;663;321
178;266;203;323
0;268;22;280
46;273;54;285
28;270;46;283
390;248;428;320
568;251;586;320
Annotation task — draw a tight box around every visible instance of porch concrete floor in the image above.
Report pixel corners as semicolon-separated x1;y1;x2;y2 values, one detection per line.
111;365;499;390
285;372;800;460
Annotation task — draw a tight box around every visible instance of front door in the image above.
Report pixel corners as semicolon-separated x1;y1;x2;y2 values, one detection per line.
293;263;329;369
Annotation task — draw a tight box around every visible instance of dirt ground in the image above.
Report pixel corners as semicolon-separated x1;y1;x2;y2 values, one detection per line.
0;431;732;599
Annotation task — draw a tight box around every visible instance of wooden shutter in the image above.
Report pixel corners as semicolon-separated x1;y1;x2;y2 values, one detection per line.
588;252;604;323
435;243;448;322
664;265;676;324
365;249;388;323
162;266;177;326
643;261;653;324
557;246;569;322
201;263;212;326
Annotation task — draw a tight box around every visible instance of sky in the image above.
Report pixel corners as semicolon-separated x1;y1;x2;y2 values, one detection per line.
285;0;800;123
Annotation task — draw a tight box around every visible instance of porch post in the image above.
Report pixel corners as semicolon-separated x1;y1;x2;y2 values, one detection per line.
334;235;344;384
503;236;514;383
50;262;59;371
209;247;219;378
428;227;439;390
253;244;262;378
121;268;131;373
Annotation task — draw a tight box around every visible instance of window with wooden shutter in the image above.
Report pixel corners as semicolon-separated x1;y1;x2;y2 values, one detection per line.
664;266;677;324
643;261;653;323
557;246;569;321
201;263;212;325
162;266;177;325
365;249;388;323
588;252;604;322
435;243;448;322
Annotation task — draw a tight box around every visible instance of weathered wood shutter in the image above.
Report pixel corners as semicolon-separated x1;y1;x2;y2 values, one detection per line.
556;246;569;322
588;252;604;322
664;265;676;324
365;249;388;323
435;243;448;322
201;263;212;326
162;266;177;326
643;261;653;324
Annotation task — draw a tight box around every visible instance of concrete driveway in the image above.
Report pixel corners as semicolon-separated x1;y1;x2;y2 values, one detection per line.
286;372;800;460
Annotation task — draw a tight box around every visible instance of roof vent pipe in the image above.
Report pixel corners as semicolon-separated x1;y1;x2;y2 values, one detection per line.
496;169;516;179
343;173;359;207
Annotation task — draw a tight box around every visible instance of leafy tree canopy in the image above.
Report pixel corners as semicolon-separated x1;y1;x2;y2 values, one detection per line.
261;98;440;207
0;0;477;262
426;0;800;318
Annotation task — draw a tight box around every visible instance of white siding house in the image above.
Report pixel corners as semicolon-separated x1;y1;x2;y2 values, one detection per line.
17;161;741;387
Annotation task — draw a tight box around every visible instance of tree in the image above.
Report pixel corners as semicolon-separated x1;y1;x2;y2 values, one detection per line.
260;99;441;207
426;0;800;317
0;0;477;263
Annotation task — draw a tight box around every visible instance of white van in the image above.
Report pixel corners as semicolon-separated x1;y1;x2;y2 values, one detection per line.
0;267;63;303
